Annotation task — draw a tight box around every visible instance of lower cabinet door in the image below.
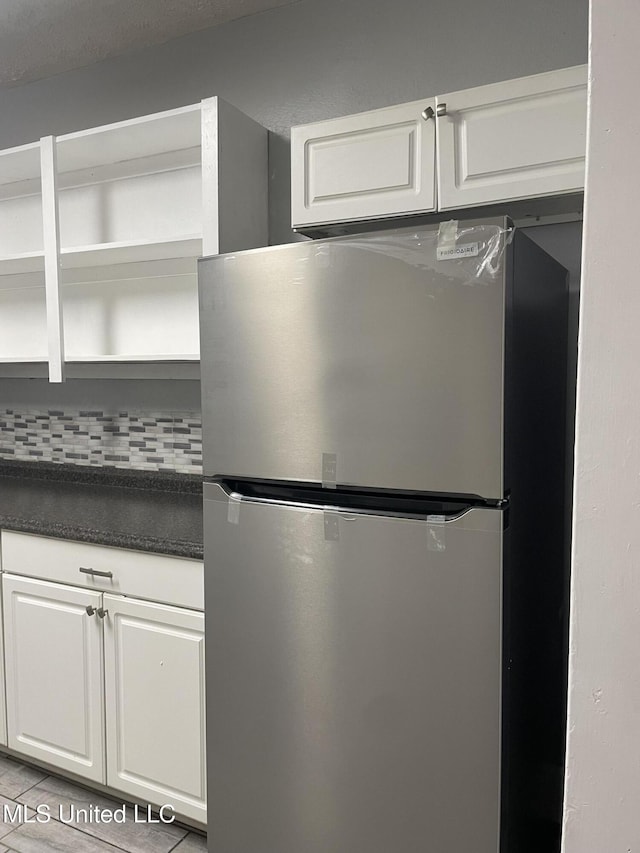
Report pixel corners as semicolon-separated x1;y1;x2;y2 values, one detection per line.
103;594;206;823
2;574;105;781
0;582;7;746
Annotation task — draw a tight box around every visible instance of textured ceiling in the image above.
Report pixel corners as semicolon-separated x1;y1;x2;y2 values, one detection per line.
0;0;300;88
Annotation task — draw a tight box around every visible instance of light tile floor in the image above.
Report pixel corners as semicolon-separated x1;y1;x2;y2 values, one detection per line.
0;756;206;853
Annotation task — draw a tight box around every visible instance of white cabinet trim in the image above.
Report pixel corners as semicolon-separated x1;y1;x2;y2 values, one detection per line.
40;137;65;383
201;97;220;257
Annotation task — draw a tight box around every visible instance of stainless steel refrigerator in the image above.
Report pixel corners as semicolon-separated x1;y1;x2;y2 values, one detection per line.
198;218;571;853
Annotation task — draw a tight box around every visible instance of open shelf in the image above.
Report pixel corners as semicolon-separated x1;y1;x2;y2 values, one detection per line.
65;353;199;363
0;282;48;362
60;236;202;269
54;107;206;366
0;141;41;186
0;357;46;364
56;104;201;174
62;261;199;362
0;141;46;365
0;251;45;276
0;141;43;279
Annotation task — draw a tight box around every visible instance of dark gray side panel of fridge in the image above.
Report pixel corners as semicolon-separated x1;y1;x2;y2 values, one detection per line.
502;230;571;852
204;489;503;853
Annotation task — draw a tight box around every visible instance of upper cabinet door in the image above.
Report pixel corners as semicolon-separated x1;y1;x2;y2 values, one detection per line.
291;99;437;230
436;65;588;210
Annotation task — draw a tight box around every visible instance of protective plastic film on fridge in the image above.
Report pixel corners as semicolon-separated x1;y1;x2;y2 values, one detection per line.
198;218;572;853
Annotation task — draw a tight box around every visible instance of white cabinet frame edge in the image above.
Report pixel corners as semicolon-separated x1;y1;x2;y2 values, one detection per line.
40;136;65;383
201;97;220;257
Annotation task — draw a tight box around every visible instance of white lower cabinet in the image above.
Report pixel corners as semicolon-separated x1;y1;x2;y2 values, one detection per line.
0;532;206;824
104;595;206;823
3;575;105;781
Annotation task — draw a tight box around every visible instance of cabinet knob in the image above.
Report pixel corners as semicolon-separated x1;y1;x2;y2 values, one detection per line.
422;104;447;121
85;605;96;616
96;607;109;619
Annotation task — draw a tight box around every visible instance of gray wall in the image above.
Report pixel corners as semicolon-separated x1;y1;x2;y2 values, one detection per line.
0;0;588;408
0;379;201;412
1;0;588;245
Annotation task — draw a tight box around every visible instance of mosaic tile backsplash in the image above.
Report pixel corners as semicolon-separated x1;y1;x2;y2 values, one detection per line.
0;410;202;474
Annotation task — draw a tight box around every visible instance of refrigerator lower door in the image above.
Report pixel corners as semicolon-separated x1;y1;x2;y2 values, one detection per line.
205;483;504;853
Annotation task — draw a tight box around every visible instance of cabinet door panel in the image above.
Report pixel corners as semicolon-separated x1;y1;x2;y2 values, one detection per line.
437;65;587;209
0;582;6;746
291;99;436;228
103;595;206;823
2;574;104;781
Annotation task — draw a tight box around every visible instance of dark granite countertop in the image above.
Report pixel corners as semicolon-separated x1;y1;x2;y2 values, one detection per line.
0;460;203;560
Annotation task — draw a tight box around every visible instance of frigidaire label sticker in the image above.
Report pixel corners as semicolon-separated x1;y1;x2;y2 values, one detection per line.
436;242;480;261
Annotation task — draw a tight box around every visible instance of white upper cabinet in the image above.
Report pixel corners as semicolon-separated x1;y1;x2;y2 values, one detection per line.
55;98;267;369
56;103;205;367
0;143;48;364
436;65;588;210
291;65;587;231
0;97;268;380
291;98;437;229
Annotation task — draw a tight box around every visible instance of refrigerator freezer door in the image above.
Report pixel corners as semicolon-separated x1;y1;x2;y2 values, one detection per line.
199;221;507;499
205;483;503;853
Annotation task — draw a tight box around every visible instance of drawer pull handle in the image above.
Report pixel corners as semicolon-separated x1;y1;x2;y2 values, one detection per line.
96;608;108;619
79;567;113;578
85;605;96;616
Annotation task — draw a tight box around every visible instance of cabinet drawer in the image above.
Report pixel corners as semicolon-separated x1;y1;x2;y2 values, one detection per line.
0;531;203;611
